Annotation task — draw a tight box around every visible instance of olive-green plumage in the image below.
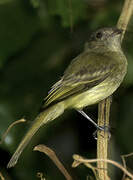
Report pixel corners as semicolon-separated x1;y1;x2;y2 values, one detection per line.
7;27;127;168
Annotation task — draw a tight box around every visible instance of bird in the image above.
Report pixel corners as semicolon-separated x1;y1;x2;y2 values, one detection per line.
7;27;127;168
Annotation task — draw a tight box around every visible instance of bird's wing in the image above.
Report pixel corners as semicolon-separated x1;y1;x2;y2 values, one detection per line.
42;51;116;109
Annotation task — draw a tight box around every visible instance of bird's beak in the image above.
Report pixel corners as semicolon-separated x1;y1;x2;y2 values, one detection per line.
113;28;123;35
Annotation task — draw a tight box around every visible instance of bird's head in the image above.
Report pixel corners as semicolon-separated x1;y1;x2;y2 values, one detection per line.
87;27;123;52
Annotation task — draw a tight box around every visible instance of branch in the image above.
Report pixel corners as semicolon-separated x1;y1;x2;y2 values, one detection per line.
72;154;133;179
0;118;26;144
34;144;73;180
97;0;133;179
97;97;111;180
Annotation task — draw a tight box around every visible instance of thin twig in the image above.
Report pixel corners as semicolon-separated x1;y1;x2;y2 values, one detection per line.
72;154;133;179
121;152;133;180
97;0;133;179
0;172;5;180
68;0;73;33
0;118;26;144
34;144;73;180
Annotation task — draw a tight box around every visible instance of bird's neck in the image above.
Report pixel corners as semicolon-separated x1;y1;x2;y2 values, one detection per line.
87;41;122;54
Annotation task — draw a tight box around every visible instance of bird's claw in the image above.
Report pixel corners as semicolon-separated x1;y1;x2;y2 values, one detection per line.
93;126;111;140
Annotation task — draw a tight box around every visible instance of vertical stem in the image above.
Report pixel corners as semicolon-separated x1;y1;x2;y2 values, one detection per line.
97;97;111;180
117;0;133;41
97;0;133;179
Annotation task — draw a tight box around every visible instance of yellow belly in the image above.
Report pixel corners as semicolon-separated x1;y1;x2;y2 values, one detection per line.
65;80;119;109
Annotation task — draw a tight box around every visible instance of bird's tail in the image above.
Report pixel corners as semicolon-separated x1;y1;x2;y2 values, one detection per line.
7;101;65;168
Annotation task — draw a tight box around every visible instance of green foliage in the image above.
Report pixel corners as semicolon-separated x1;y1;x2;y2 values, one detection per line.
47;0;87;27
0;0;41;68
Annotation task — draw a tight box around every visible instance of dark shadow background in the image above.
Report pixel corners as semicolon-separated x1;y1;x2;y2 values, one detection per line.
0;0;133;179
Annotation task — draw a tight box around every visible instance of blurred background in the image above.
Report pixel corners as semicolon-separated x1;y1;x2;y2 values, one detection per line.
0;0;133;179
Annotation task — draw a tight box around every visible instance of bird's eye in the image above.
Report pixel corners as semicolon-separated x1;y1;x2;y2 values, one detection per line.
96;32;103;39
